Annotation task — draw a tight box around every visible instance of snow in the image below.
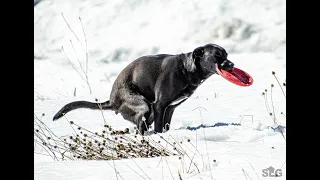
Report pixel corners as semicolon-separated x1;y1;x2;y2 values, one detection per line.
34;0;286;179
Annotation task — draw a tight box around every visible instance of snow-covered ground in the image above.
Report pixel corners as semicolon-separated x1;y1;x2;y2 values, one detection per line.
34;0;286;179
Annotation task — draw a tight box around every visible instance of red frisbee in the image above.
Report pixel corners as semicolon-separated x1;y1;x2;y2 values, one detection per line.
216;65;253;87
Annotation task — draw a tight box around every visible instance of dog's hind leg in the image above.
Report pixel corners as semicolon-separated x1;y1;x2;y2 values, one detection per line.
117;96;152;135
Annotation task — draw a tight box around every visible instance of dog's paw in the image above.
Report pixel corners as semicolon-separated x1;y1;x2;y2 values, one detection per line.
143;130;155;136
127;126;138;134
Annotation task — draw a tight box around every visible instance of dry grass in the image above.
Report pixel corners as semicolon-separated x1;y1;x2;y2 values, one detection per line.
34;114;185;161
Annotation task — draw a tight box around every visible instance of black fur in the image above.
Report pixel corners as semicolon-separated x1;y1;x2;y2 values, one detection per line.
53;43;234;135
53;101;112;120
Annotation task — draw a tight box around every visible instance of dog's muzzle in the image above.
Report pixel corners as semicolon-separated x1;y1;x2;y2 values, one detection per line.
219;59;234;71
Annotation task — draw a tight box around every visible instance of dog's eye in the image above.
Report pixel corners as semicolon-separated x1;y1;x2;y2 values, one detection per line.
215;54;221;58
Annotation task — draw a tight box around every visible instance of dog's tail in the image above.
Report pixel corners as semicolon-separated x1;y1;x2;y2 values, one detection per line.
53;100;112;121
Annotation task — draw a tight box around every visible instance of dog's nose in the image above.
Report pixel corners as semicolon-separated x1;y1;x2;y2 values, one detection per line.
221;60;234;71
228;62;234;70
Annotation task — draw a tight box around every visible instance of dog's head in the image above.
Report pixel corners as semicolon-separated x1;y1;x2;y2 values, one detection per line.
192;44;234;74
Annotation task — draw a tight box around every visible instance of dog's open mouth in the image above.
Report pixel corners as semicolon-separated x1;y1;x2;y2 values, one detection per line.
216;65;253;86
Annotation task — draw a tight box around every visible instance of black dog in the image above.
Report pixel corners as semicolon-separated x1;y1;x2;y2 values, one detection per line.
53;43;234;135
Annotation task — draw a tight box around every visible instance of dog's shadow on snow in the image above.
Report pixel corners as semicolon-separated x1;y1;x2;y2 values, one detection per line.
142;122;286;136
141;122;241;136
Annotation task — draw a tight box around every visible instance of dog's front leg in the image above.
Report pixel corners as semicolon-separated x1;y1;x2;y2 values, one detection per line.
163;98;187;131
153;102;166;133
153;73;186;133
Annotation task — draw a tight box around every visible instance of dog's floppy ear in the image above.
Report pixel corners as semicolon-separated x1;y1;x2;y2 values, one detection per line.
192;46;204;59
